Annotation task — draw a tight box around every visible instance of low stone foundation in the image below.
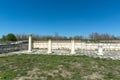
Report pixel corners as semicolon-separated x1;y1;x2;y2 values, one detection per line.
1;49;120;60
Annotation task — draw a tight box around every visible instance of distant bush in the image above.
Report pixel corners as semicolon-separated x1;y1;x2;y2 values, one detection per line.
0;33;17;42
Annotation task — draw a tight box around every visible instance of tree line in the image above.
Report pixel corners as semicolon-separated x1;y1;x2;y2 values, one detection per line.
0;33;120;42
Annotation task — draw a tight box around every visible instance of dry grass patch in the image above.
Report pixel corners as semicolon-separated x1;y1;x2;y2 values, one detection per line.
56;65;73;78
70;62;82;69
82;72;103;80
14;65;73;80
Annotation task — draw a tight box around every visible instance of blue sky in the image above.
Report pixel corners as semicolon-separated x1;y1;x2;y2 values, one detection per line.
0;0;120;37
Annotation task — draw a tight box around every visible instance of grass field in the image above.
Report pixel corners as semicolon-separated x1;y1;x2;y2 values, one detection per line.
0;54;120;80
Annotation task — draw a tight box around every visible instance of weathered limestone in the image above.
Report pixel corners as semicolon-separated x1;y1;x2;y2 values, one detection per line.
70;40;76;54
28;35;32;52
33;41;120;50
47;39;52;53
97;46;103;55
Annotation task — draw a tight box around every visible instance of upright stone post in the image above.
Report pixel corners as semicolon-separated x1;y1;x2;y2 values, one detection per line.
70;39;76;54
47;39;52;54
97;45;103;55
28;34;32;52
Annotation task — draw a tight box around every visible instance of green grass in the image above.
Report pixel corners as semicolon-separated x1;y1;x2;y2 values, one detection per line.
0;54;120;80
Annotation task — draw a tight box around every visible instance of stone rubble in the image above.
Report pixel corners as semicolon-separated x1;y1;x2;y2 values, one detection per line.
0;49;120;60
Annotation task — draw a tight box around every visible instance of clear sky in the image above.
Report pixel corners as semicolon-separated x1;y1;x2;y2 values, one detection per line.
0;0;120;37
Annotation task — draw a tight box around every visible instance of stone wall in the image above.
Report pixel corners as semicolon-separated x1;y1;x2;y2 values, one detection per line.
0;42;28;53
33;40;120;50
